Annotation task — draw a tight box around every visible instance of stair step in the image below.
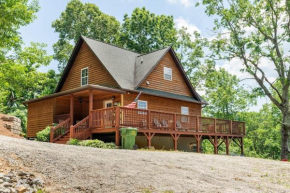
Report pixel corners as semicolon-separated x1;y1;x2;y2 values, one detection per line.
55;141;68;144
59;138;70;141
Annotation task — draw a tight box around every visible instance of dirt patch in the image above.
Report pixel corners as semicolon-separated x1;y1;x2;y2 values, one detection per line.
0;114;23;139
0;135;290;193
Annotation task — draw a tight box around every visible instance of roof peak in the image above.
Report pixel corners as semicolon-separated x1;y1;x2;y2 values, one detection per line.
136;47;171;58
81;35;141;55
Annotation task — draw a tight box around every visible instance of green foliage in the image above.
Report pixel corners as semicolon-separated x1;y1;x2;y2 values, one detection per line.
0;0;39;60
0;43;56;133
193;64;257;120
118;7;178;54
52;0;120;72
0;1;57;135
240;104;281;160
68;139;116;149
36;126;51;142
67;139;80;145
197;0;290;159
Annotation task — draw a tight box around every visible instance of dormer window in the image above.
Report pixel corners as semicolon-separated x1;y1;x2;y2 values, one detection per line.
164;67;172;81
81;68;88;86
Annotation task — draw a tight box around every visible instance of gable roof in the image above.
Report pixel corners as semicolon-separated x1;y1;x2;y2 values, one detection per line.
134;47;170;87
55;36;207;104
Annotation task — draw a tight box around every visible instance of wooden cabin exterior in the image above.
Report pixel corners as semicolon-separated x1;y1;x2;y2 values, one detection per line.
24;36;245;154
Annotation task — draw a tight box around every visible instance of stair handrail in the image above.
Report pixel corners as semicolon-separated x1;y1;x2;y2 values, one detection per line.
50;118;71;143
70;115;90;139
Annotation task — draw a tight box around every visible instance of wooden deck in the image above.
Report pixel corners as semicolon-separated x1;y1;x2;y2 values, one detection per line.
51;107;245;154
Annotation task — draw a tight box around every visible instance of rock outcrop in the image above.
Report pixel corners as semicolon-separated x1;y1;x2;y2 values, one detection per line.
0;115;22;135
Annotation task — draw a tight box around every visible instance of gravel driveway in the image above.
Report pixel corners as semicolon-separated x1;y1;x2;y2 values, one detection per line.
0;135;289;193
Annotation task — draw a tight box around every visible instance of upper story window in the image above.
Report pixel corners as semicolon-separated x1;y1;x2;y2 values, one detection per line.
138;100;148;110
181;106;189;122
81;68;88;86
164;67;172;81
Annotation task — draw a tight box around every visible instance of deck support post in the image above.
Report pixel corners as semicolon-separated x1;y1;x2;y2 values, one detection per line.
214;136;218;154
144;132;155;147
241;137;244;155
89;90;93;128
115;129;120;146
194;135;202;153
70;94;74;125
171;133;180;150
226;136;229;155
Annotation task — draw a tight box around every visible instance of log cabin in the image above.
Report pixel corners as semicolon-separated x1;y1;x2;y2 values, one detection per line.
24;36;245;154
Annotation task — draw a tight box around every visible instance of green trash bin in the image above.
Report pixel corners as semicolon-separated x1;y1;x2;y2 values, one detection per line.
120;127;138;149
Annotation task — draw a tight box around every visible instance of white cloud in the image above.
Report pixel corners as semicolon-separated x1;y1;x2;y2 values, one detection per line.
167;0;193;7
175;17;200;40
219;57;277;88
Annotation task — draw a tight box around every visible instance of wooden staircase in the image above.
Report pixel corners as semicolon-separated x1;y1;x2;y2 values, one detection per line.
54;132;70;144
50;116;91;144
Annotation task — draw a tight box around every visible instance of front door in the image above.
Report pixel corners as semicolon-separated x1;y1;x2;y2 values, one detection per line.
103;100;113;127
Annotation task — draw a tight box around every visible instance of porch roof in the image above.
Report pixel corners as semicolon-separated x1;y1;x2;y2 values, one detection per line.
23;85;125;104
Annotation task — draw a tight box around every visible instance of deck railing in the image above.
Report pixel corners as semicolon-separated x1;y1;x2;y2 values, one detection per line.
50;118;71;142
70;115;90;139
90;107;246;135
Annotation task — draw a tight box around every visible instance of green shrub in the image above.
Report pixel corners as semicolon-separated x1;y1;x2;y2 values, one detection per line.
68;139;116;149
67;139;80;145
36;126;51;142
104;142;116;149
79;139;105;148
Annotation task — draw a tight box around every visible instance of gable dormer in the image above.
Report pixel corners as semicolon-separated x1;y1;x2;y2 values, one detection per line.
60;42;120;92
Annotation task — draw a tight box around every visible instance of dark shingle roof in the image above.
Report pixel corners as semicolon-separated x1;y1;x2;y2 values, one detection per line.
55;36;207;104
83;36;139;89
136;88;202;103
134;47;170;88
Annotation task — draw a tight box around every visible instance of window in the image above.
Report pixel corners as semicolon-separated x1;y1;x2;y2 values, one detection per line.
138;100;147;110
81;68;88;86
164;67;172;81
181;106;189;122
104;100;113;108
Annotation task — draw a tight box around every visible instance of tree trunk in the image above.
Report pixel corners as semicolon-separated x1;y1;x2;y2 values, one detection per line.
281;112;290;160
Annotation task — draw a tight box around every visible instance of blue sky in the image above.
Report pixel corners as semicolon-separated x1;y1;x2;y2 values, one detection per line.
19;0;268;111
19;0;214;72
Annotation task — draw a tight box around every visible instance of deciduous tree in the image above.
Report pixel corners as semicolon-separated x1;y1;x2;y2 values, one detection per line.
198;0;290;159
52;0;120;72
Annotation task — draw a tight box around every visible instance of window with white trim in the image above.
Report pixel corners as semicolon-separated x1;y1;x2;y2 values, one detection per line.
81;68;88;86
138;100;147;110
164;67;172;81
181;106;189;122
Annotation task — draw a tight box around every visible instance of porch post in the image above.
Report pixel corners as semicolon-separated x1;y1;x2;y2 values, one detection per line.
89;90;93;128
70;94;74;125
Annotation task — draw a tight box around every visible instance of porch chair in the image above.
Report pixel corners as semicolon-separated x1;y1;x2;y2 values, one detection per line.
176;121;182;130
153;118;162;129
140;120;147;128
161;119;169;130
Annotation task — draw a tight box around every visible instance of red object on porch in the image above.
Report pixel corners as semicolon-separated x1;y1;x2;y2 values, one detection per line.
281;159;288;162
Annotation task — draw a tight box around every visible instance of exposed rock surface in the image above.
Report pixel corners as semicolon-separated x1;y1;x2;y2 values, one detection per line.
0;114;22;139
0;170;44;193
0;135;290;193
0;114;22;135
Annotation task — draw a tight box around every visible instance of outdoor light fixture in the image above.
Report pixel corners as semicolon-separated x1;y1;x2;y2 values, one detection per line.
78;96;83;103
111;96;116;100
